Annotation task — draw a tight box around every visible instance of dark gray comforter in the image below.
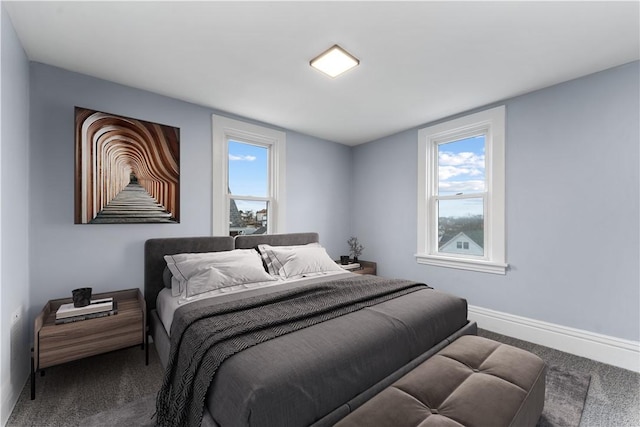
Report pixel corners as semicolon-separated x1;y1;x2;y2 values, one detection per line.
156;276;428;426
157;275;468;427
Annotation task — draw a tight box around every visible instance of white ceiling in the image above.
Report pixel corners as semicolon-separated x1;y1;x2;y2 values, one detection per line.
5;1;639;146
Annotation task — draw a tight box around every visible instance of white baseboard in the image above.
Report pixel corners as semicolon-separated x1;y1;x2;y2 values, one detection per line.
468;305;640;373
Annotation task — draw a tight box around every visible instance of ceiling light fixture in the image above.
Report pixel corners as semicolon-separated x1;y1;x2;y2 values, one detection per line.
310;45;360;78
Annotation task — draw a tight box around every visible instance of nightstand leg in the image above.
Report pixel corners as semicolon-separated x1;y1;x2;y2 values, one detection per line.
145;333;149;366
30;356;35;400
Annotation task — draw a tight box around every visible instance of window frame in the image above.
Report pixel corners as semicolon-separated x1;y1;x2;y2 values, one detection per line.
416;106;507;274
212;115;286;236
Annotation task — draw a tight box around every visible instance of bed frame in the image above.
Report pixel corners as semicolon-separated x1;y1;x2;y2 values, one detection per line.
143;232;476;426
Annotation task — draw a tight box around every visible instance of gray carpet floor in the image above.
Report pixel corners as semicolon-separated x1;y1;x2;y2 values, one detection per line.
537;365;590;427
7;331;639;426
478;329;640;426
8;344;163;426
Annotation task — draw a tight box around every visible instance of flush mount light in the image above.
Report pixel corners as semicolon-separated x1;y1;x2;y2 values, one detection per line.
310;45;360;78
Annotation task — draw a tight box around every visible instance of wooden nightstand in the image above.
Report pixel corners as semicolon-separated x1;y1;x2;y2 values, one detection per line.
352;261;377;275
337;260;377;275
31;288;146;399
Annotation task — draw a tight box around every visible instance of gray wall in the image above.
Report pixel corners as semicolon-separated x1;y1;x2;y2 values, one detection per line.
28;62;351;317
1;6;31;424
286;130;352;251
351;61;640;342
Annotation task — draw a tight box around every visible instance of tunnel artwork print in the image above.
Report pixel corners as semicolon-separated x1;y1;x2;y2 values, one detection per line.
74;107;180;224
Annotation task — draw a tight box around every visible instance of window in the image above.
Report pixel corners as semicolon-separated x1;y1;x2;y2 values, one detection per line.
416;106;507;274
456;241;471;250
212;115;286;236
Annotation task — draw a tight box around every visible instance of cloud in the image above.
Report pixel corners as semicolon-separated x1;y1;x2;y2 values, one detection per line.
439;166;483;180
438;151;484;181
439;151;484;167
439;180;485;193
229;154;256;161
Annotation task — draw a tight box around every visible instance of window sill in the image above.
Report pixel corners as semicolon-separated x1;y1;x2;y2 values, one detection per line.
415;253;508;275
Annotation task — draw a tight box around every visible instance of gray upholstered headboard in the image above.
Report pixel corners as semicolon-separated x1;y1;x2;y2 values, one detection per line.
144;232;319;316
234;232;319;249
144;236;234;315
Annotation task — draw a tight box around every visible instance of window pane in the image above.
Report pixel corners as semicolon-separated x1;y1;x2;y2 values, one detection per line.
229;199;268;237
438;198;484;256
438;135;485;196
228;140;268;197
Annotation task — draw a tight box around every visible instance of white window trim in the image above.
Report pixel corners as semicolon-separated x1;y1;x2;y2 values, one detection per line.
416;106;507;274
212;115;286;236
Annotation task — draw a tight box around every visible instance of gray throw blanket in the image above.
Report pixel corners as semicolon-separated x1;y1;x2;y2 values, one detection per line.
155;275;429;427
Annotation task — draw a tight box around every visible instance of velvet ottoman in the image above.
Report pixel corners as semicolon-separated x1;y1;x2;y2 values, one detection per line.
334;335;546;427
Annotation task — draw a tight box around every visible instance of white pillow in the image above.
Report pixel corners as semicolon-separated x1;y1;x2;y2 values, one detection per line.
258;243;320;276
258;244;343;279
164;249;276;298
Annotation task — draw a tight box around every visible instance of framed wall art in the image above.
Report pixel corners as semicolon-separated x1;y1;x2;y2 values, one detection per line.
74;107;180;224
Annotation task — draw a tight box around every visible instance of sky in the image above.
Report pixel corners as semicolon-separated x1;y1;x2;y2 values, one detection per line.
228;140;269;213
437;135;485;218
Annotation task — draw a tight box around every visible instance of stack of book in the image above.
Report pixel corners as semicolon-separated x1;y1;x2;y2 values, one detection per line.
340;263;361;271
55;297;118;324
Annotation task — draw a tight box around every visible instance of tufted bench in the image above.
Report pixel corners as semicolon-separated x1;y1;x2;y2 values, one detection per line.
335;335;546;427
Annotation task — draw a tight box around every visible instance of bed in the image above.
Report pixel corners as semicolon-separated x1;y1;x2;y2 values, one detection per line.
144;232;477;427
